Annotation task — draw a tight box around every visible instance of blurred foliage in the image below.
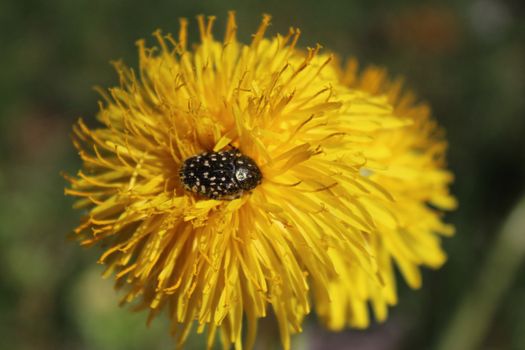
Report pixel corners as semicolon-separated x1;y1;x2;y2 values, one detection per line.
1;0;524;349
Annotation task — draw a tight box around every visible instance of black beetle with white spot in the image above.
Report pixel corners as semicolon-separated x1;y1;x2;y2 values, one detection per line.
179;149;263;200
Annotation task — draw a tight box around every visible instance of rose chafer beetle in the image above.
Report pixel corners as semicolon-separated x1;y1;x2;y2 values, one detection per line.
179;149;262;200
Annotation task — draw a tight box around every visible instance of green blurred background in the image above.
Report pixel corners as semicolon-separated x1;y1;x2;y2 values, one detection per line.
1;0;524;349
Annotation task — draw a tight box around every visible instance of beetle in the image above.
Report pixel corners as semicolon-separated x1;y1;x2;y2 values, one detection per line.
179;148;262;200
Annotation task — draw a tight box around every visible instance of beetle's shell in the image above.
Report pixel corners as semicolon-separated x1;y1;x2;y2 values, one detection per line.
179;150;262;200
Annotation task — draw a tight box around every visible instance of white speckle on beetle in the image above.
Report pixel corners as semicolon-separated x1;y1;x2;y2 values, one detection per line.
235;168;249;181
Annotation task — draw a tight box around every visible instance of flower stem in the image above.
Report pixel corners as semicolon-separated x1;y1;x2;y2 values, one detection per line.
436;194;525;350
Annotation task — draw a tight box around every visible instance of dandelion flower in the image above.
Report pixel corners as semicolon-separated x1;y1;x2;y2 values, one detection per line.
66;13;455;349
314;61;457;330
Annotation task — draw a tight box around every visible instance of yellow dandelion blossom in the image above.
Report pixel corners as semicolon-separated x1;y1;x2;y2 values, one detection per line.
65;13;455;349
315;60;458;330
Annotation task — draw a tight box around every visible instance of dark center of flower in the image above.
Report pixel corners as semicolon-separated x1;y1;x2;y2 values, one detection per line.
179;149;262;200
